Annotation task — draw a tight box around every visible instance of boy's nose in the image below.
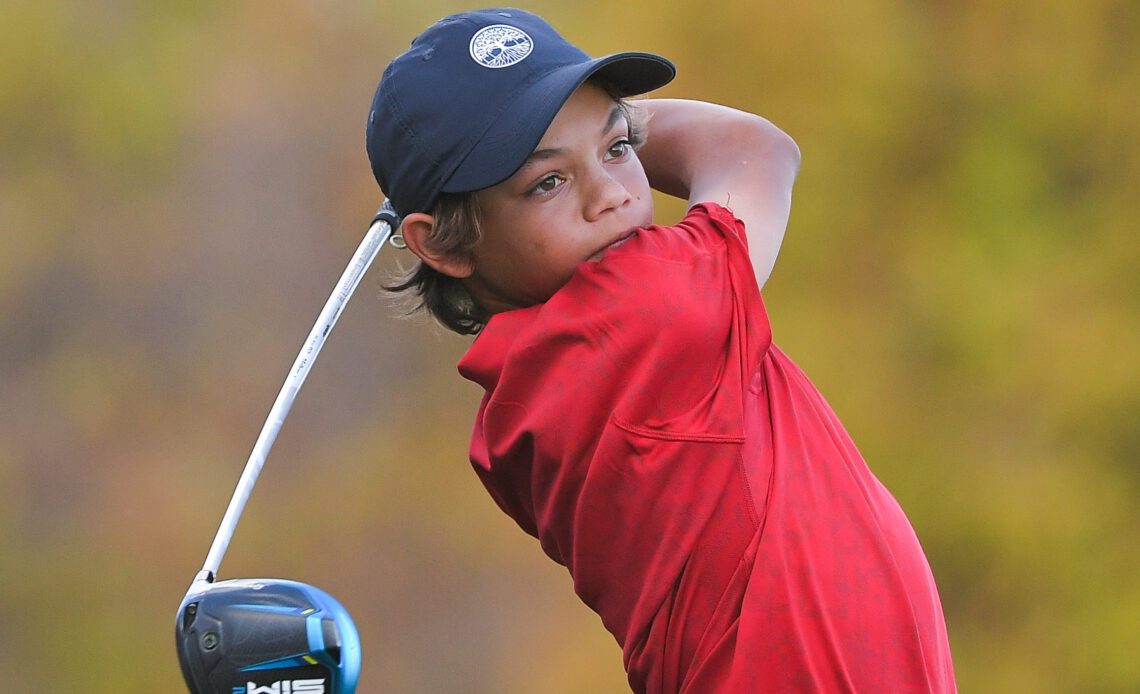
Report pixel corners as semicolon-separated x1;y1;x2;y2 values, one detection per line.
583;169;631;222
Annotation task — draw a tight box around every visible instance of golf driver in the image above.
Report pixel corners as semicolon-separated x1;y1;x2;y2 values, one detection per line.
175;201;401;694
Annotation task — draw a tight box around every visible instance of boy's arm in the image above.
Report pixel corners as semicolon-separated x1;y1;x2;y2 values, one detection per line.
636;99;801;288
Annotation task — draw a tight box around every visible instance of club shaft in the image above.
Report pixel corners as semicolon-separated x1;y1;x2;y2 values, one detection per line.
198;214;394;581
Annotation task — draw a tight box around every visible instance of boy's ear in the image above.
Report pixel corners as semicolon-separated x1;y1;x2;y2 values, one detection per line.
399;212;474;279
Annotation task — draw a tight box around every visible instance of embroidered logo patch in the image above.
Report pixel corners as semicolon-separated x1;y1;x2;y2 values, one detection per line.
469;24;533;69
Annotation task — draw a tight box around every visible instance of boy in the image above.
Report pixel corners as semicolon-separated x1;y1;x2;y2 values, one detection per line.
366;8;955;693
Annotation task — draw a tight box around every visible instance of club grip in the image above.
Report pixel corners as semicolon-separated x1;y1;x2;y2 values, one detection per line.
371;199;401;230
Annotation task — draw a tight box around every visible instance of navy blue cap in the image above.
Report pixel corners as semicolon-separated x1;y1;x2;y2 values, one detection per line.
365;8;675;216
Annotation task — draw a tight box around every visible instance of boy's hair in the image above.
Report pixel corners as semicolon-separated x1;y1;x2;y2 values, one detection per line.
387;85;649;335
386;191;486;335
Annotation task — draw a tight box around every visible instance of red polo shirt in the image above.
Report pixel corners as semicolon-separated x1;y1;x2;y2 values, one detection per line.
458;203;955;693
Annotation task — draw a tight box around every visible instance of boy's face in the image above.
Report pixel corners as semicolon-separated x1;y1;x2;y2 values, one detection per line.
461;83;654;314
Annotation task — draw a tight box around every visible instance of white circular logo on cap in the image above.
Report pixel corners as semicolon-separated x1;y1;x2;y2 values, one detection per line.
469;24;533;69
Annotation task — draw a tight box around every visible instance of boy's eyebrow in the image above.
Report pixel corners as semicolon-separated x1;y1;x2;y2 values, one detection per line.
518;106;629;173
601;104;626;137
520;147;565;169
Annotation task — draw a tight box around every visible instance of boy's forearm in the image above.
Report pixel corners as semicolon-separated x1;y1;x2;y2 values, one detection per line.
636;99;800;202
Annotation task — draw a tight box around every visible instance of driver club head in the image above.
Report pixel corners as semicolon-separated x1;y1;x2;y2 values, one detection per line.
176;578;361;694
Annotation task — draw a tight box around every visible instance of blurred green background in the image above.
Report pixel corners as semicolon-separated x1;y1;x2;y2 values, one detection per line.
2;0;1137;691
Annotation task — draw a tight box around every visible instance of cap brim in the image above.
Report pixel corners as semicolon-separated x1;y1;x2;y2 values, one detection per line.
442;52;675;194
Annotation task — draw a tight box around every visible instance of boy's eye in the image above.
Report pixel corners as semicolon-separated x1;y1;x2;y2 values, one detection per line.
532;174;565;194
606;139;632;160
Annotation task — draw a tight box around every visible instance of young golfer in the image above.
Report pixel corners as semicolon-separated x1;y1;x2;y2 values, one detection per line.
366;8;956;692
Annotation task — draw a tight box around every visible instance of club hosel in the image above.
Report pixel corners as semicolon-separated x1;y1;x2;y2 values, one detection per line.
184;569;215;600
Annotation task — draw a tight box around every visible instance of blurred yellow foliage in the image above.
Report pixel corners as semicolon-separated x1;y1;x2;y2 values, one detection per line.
1;0;1137;691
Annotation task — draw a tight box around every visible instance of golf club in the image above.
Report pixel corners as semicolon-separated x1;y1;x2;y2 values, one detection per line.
175;201;401;694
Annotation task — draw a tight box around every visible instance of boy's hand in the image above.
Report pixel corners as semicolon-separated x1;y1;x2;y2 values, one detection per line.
636;99;801;289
